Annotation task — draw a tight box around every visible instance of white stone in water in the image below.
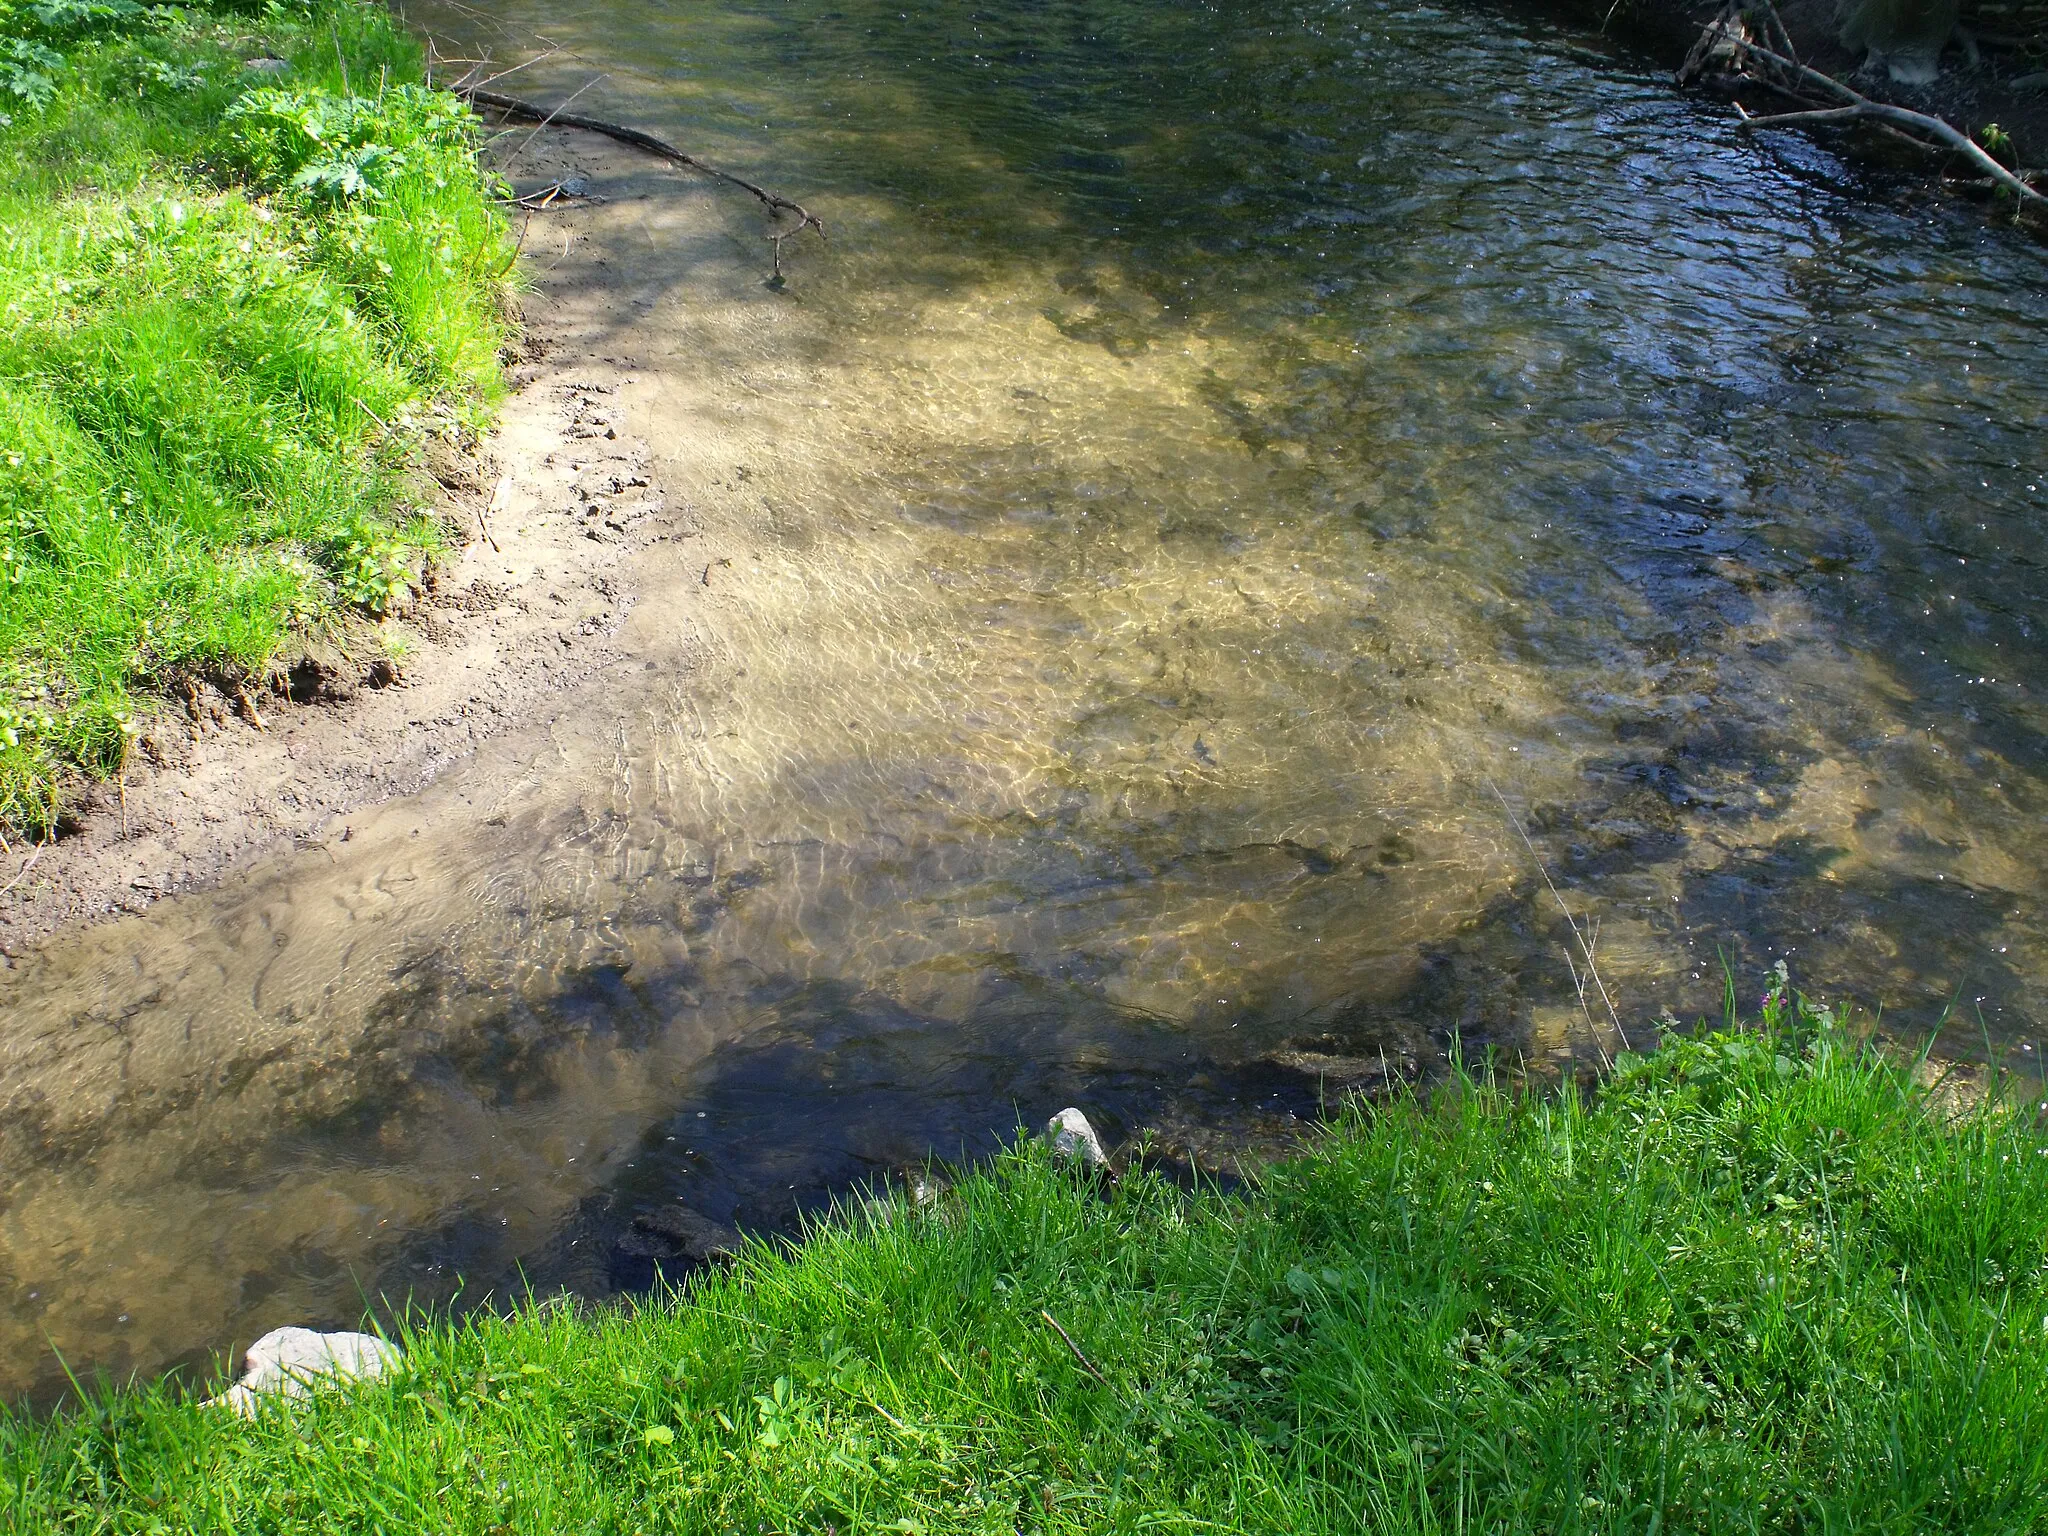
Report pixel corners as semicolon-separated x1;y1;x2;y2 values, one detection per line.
204;1327;402;1417
1045;1107;1108;1168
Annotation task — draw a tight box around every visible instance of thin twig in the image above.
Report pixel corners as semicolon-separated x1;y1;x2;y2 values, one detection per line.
1488;780;1633;1060
0;841;44;896
478;473;509;553
508;174;604;211
445;40;564;97
502;74;605;173
330;19;351;96
1039;1310;1118;1400
1560;920;1609;1069
508;207;535;265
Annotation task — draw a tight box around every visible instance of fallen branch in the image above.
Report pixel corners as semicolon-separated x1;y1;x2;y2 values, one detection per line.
1677;0;1750;86
1727;40;2046;208
1750;0;1802;72
1737;104;1867;129
459;86;826;242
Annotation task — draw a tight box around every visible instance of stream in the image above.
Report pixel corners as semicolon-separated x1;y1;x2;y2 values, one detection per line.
2;0;2046;1403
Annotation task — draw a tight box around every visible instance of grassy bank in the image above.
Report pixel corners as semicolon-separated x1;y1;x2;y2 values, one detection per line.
6;982;2048;1532
0;0;509;837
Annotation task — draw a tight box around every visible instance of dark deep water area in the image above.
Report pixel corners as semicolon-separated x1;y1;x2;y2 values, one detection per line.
2;0;2045;1401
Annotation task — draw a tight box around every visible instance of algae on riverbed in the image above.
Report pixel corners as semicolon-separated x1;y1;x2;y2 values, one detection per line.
8;986;2048;1531
0;0;508;837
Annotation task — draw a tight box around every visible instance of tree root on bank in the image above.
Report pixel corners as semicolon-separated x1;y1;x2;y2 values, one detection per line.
1679;0;2046;216
458;85;826;275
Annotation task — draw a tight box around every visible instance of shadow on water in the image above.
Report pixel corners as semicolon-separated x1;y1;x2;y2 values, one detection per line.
12;944;1453;1409
266;952;1463;1336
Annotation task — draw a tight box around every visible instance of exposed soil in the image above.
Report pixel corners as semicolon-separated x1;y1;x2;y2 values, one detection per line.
0;132;708;957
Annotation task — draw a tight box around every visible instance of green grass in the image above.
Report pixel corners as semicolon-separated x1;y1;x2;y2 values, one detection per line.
7;979;2048;1532
0;0;511;837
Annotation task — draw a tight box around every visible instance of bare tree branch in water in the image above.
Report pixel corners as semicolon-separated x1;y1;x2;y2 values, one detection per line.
1679;0;2046;214
455;83;827;275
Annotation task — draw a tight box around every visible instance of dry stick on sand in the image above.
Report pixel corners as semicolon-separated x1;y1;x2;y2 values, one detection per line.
1488;780;1634;1066
458;85;827;244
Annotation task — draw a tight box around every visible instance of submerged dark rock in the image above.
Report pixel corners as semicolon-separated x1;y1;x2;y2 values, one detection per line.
617;1205;743;1270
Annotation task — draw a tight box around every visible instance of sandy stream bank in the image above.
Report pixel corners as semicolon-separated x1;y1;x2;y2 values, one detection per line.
0;124;836;1394
0;127;748;958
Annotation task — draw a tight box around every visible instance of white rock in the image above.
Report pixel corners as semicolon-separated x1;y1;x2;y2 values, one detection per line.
1880;46;1943;84
204;1327;402;1417
1045;1107;1108;1168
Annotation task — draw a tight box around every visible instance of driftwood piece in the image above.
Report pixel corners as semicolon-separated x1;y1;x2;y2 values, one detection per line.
460;86;827;244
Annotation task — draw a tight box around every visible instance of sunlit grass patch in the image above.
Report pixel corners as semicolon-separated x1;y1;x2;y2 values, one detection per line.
0;0;510;837
6;985;2047;1532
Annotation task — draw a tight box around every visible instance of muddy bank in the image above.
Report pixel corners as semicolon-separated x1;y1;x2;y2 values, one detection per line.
1573;0;2048;172
0;136;711;958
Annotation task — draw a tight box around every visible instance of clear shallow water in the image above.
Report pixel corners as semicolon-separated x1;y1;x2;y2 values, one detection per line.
3;0;2047;1401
